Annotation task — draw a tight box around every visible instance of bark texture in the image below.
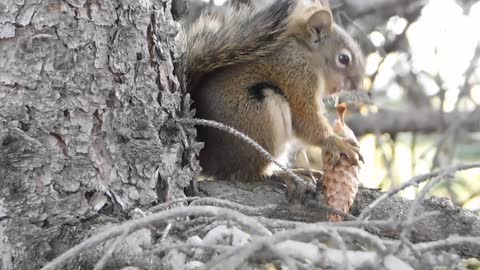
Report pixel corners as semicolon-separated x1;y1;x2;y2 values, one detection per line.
0;0;199;269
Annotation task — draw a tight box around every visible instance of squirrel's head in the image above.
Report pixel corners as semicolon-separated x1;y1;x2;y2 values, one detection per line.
322;24;365;94
292;8;366;95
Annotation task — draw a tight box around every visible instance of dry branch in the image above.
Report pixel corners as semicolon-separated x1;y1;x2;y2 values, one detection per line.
40;206;272;270
40;191;480;269
198;176;480;258
347;108;480;136
358;163;480;220
340;0;423;18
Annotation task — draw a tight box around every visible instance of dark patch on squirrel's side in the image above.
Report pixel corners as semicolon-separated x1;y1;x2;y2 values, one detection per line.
248;81;285;101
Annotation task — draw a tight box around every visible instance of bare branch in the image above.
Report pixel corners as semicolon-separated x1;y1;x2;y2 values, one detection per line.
40;206;272;270
400;170;454;239
148;197;199;212
92;229;130;270
358;163;480;220
347;108;480;136
148;243;231;254
198;177;480;258
415;236;480;252
176;118;315;191
204;225;388;269
190;197;277;216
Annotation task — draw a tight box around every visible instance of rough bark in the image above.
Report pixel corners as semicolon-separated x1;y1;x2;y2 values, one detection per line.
0;0;199;269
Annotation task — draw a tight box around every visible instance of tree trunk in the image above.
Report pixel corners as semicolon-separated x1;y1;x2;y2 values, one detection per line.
0;0;198;269
3;0;480;269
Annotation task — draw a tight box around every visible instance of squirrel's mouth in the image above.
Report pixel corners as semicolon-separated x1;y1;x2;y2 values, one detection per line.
341;79;354;91
332;80;351;93
337;78;362;92
328;77;362;95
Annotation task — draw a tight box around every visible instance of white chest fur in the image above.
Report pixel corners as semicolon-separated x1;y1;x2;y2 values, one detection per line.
262;89;304;175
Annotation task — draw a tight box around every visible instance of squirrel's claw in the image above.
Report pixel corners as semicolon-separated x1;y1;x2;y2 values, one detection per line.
324;135;363;166
343;137;364;164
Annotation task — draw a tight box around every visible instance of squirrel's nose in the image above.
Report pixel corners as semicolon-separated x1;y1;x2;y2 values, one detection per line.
348;76;364;91
345;79;356;91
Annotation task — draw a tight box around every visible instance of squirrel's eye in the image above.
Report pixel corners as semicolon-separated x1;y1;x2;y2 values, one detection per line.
336;49;352;69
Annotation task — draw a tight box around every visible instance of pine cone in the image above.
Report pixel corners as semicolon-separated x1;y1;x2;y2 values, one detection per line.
322;104;361;222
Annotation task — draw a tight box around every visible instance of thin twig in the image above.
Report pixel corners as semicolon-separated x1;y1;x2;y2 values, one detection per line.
161;223;173;241
205;225;387;269
306;200;357;220
147;243;231;254
358;163;480;220
330;230;352;270
265;242;299;270
148;196;199;212
175;91;370;191
40;206;271;270
190;197;276;215
256;210;441;232
205;240;266;270
414;236;480;252
176;118;315;191
400;170;454;239
92;229;130;270
397;235;423;260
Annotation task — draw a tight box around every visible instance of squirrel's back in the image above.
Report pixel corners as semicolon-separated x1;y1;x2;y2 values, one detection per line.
184;0;295;91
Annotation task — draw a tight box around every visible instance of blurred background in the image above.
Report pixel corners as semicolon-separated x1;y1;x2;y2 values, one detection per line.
336;0;480;211
185;0;480;211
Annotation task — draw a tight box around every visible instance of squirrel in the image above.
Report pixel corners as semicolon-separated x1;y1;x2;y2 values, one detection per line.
183;0;365;183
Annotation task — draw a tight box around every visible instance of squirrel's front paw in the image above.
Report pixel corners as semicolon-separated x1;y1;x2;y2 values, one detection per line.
323;135;363;166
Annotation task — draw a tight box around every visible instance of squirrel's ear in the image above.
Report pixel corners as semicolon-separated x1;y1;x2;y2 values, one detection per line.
306;9;332;47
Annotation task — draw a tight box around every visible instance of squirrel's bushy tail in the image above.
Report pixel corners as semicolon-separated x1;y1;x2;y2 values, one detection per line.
184;0;294;90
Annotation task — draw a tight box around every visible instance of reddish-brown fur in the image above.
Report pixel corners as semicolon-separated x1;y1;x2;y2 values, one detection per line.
186;0;365;182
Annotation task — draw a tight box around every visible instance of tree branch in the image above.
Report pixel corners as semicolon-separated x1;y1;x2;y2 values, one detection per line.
347;108;480;136
198;177;480;258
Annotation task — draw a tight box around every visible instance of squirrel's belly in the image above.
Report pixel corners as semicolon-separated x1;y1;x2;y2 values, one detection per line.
262;89;302;176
